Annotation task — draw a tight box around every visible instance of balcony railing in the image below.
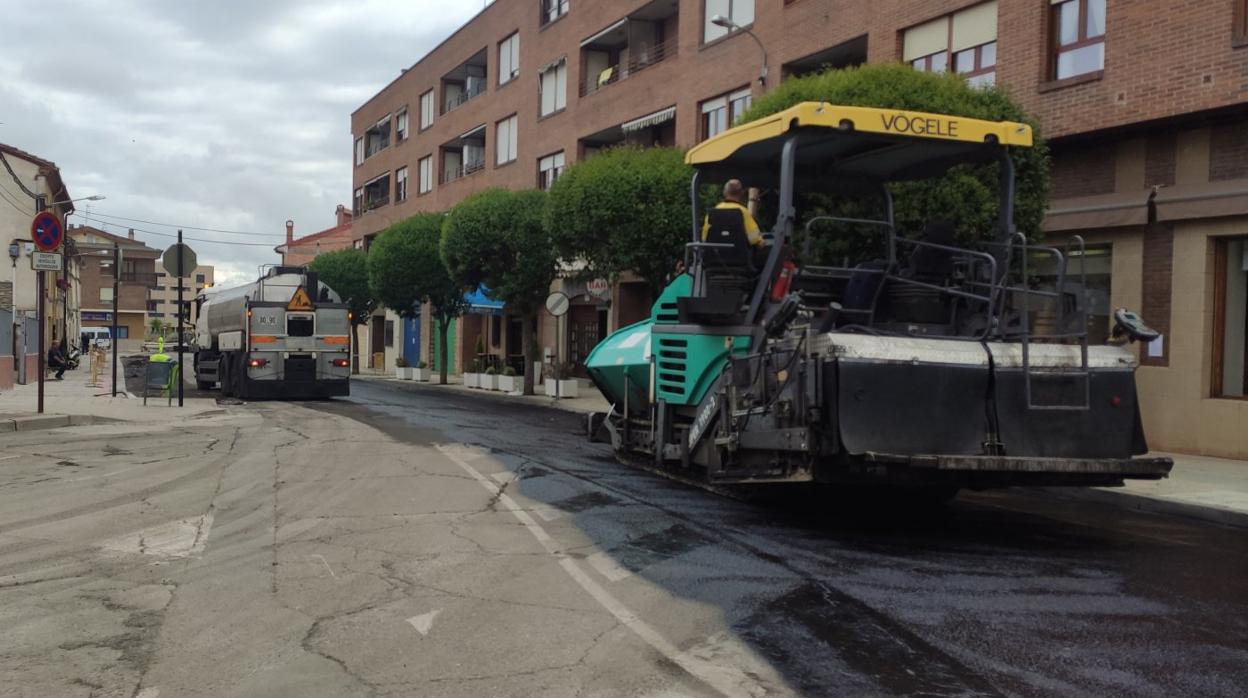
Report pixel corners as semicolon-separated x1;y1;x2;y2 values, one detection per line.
120;271;159;287
581;36;678;97
441;159;486;185
443;83;486;114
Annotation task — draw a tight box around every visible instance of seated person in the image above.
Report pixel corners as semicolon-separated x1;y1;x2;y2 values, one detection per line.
48;343;68;380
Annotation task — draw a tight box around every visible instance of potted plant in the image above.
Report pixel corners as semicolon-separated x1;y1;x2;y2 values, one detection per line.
483;365;499;391
544;361;579;398
498;365;518;393
412;360;429;382
464;336;486;388
395;356;413;380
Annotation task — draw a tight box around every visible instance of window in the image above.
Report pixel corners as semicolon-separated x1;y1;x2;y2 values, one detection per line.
903;2;997;85
146;300;160;312
100;287;113;303
419;90;435;130
418;156;433;194
539;59;567;116
365;116;391;158
116;326;129;340
496;115;519;165
353;187;364;216
354;137;365;166
541;0;569;26
195;274;205;284
539;151;565;190
384;320;395;347
499;33;520;85
362;173;391;211
395;166;409;202
1032;244;1113;344
1051;0;1105;80
703;0;754;43
396;108;409;141
700;87;752;141
1237;0;1248;44
1214;237;1248;398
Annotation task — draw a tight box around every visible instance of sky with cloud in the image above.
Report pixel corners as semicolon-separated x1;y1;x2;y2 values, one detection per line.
0;0;484;287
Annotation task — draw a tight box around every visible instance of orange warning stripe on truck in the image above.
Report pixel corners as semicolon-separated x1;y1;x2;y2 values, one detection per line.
322;336;350;346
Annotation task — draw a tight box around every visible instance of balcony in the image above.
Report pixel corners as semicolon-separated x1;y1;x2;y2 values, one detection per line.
580;0;679;98
120;271;159;288
442;48;488;115
440;125;487;185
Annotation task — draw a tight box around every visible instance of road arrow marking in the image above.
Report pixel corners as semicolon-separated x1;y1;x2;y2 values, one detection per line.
406;610;440;637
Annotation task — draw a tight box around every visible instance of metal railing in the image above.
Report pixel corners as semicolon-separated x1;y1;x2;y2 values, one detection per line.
443;82;486;114
120;271;159;287
580;35;678;97
440;159;485;185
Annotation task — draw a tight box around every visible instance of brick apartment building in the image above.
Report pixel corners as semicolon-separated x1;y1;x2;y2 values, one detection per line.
70;226;160;353
352;0;1248;457
275;205;355;267
149;263;215;332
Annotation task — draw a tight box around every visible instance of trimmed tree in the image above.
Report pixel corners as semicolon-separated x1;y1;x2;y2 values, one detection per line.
366;212;466;385
543;146;698;300
739;62;1050;264
442;188;556;395
309;248;375;374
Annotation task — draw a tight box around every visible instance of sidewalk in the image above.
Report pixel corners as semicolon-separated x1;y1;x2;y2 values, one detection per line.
0;358;220;431
360;373;1248;530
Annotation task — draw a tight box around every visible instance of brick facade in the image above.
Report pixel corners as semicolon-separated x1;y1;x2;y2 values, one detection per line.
353;1;1248;244
1210;123;1248;181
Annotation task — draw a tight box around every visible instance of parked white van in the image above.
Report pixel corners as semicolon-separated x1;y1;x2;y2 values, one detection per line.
81;327;112;350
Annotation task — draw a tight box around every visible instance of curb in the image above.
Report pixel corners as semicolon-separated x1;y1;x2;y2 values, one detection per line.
1;414;115;434
1033;486;1248;530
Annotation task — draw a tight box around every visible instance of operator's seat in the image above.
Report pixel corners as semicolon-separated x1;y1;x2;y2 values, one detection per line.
702;207;756;279
679;208;756;325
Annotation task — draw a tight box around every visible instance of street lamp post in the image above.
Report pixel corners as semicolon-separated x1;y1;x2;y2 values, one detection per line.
711;15;768;85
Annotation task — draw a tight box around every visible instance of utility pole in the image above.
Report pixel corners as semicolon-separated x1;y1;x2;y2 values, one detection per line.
35;196;46;414
111;242;119;397
177;229;184;407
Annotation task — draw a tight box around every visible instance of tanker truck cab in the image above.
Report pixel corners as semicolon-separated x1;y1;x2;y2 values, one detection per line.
195;267;351;400
586;102;1173;495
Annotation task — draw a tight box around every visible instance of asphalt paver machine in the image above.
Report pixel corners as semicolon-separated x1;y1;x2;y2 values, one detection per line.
586;102;1172;495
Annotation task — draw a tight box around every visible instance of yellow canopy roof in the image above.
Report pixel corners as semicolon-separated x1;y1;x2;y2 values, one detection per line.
686;102;1033;184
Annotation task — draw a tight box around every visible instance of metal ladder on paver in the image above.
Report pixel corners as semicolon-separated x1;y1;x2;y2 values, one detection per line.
1012;233;1092;411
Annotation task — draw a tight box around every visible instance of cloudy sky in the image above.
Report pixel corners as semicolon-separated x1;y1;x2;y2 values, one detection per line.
0;0;484;287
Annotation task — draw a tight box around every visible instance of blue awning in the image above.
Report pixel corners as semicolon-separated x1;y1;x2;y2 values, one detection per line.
465;286;504;315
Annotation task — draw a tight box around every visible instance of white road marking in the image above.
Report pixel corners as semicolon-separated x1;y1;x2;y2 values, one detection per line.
587;551;633;582
310;554;336;579
406;609;440;637
135;688;160;698
0;454;22;462
489;471;518;485
436;443;770;698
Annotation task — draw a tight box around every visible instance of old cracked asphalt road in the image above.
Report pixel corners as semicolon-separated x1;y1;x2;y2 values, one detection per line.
2;379;1247;697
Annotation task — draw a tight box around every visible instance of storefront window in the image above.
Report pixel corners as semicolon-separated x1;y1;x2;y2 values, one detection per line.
1031;244;1113;343
1214;237;1248;398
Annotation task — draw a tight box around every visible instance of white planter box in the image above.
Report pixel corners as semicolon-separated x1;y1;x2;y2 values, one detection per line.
464;373;481;389
483;374;499;391
497;375;518;393
412;368;429;382
544;379;579;398
396;367;414;380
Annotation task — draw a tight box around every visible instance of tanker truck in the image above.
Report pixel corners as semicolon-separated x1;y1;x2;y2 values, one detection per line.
194;266;351;399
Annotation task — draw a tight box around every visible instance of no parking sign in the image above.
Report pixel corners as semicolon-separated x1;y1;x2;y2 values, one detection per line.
31;211;63;252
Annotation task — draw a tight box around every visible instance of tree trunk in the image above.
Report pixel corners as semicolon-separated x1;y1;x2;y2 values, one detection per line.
521;313;536;396
438;316;449;385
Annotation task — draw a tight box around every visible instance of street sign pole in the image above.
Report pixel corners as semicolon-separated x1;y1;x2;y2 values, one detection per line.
177;230;184;407
112;243;119;397
35;197;47;414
